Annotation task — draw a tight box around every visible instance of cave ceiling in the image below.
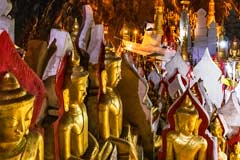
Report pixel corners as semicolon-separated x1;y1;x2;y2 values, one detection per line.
10;0;240;47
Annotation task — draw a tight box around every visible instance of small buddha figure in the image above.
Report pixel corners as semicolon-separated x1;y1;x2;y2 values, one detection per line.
98;51;122;140
210;116;226;152
0;72;44;160
229;37;240;59
166;95;208;160
230;142;240;160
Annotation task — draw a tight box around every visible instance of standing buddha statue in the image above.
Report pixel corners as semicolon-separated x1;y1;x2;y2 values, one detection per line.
0;72;44;160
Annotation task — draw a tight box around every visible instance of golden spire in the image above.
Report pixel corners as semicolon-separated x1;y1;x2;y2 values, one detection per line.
207;0;215;28
154;0;164;36
181;35;189;61
177;95;198;117
70;18;80;67
180;0;190;11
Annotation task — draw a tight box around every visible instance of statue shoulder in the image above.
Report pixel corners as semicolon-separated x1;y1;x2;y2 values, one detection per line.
26;131;43;144
100;93;114;105
194;136;208;148
21;131;43;159
166;131;178;141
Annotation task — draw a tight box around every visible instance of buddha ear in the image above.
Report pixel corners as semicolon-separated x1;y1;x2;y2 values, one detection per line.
101;70;108;94
194;118;202;135
174;114;179;132
63;88;69;112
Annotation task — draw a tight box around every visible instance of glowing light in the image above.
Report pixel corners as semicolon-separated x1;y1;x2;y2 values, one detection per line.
219;40;227;49
134;30;138;35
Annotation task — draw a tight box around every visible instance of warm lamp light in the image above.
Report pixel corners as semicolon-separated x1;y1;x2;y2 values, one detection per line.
134;30;138;35
133;29;138;42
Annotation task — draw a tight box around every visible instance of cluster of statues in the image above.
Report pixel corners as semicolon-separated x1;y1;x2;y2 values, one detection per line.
3;0;240;160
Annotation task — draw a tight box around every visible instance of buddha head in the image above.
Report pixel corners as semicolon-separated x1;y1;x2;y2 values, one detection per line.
0;73;35;143
63;50;88;109
231;37;239;49
234;142;240;154
101;51;122;91
70;67;89;103
175;95;201;136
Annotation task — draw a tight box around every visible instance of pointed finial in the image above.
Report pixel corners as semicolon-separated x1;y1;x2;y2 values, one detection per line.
177;94;199;116
70;18;80;67
0;72;20;91
71;18;79;39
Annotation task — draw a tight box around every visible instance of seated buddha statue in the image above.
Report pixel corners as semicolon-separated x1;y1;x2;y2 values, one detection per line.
57;18;98;160
230;142;240;160
58;56;89;159
166;95;208;160
98;51;123;140
209;115;226;153
229;37;240;59
97;46;138;159
0;72;44;160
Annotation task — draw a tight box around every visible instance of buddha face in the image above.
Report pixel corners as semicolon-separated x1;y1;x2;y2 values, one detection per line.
232;41;238;49
70;77;88;103
107;61;121;87
76;79;88;103
176;113;199;136
0;104;33;143
210;118;223;137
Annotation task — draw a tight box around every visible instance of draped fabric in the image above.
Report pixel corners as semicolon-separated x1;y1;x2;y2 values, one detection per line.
0;31;46;128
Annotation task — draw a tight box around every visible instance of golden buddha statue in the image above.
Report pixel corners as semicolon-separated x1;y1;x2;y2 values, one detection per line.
98;52;122;140
96;46;139;159
0;72;44;160
230;142;240;160
166;95;208;160
58;18;98;160
58;66;89;159
229;37;240;59
209;115;226;152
